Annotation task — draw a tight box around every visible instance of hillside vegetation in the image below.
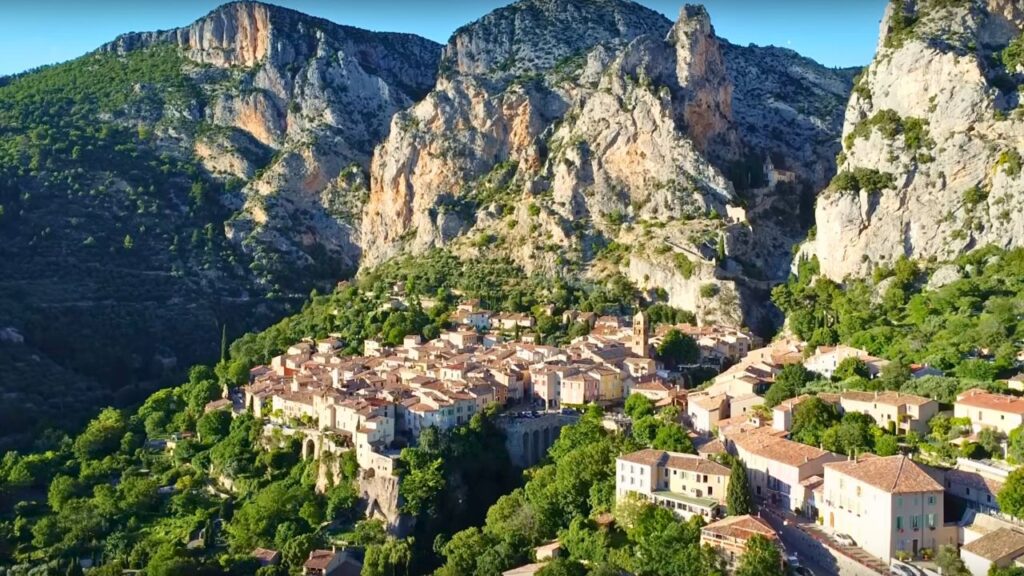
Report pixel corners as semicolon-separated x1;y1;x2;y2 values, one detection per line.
0;47;295;449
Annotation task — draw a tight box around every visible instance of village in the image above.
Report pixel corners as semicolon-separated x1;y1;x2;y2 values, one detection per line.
215;294;1024;576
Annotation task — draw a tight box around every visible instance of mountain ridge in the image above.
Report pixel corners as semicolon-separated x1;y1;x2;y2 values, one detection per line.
0;0;855;448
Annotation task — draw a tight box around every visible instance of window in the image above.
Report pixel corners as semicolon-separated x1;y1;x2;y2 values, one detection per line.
927;495;935;505
897;497;903;508
927;514;935;528
911;516;920;531
896;516;903;531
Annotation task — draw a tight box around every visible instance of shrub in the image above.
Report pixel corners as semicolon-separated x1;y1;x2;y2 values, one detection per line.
830;168;895;193
674;254;696;279
963;185;988;207
844;109;932;152
1001;34;1024;72
996;149;1022;177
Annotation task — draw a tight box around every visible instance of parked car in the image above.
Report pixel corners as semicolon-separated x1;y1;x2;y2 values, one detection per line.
793;567;815;576
890;563;916;576
834;533;856;547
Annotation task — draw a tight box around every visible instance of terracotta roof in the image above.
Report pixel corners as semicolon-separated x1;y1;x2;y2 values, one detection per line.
702;514;777;542
945;468;1004;495
617;449;728;474
690;393;727;411
502;563;547;576
732;431;838;468
664;453;730;476
304;549;339;570
697;438;727;456
618;448;666;467
957;389;1024;415
962;528;1024;561
840;391;933;407
251;548;280;563
772;394;812;413
825;455;943;494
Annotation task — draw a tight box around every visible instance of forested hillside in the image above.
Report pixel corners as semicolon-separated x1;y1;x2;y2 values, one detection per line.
0;46;290;450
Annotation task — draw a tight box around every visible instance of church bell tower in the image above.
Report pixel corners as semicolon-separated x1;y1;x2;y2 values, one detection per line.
631;309;648;357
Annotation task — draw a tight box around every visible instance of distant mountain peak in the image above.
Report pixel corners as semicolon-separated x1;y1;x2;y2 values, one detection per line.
441;0;672;79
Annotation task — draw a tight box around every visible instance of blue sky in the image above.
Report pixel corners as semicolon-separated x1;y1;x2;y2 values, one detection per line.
0;0;887;76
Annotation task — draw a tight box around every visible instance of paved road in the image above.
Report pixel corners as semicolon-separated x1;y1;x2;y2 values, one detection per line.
761;507;886;576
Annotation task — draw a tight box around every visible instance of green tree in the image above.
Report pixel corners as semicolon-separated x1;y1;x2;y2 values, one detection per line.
632;417;662;447
73;407;127;461
998;468;1024;518
834;357;869;381
197;410;232;443
656;330;700;369
790;397;840;447
956;359;999;381
824;412;876;456
735;534;783;576
364;537;413;576
1010;425;1024;463
727;459;752;516
624;394;655;420
398;448;444;516
47;475;79;513
652;424;695;454
281;533;322;568
874;434;899;457
935;545;970;576
991;567;1024;576
764;365;812;408
978;428;1003;458
537;558;588;576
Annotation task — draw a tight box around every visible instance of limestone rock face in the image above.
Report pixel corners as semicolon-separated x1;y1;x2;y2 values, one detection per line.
103;0;442;282
99;0;858;330
362;0;853;330
807;0;1024;280
669;5;739;160
441;0;670;79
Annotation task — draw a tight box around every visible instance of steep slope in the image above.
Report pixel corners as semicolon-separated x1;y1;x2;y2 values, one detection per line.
0;1;440;447
362;0;853;330
104;1;442;280
807;0;1024;279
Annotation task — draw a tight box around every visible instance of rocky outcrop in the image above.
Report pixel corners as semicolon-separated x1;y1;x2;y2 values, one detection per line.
103;1;442;285
99;0;856;329
807;0;1024;280
362;0;853;329
440;0;670;79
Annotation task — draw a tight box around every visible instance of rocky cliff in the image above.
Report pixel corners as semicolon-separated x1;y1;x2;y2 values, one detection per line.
362;0;853;329
104;1;442;281
807;0;1024;280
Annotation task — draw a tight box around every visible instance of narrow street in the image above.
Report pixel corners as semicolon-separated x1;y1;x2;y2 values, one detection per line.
761;506;887;576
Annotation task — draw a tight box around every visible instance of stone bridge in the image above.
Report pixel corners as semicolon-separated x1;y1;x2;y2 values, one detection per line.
498;412;580;468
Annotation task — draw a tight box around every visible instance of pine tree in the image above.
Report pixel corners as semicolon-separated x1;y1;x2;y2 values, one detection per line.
220;323;228;364
728;458;753;516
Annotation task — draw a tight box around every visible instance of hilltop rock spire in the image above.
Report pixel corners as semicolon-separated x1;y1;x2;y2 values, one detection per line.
668;4;737;158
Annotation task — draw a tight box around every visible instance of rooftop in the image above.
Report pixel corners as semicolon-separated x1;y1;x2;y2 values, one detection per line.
732;431;837;468
825;455;943;494
617;449;729;476
962;528;1024;561
957;389;1024;415
701;514;777;542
